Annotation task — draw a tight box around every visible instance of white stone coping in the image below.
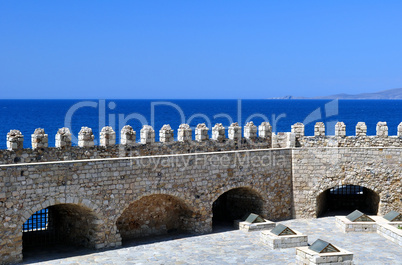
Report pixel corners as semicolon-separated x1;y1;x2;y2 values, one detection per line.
335;216;377;232
296;246;353;263
260;228;308;249
387;222;402;228
371;215;402;225
234;219;275;231
371;216;402;246
336;215;402;246
0;148;291;168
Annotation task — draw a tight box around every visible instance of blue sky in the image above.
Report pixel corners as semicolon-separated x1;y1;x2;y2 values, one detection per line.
1;1;402;99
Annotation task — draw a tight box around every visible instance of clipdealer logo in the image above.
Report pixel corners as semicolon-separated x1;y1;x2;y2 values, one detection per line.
63;99;288;146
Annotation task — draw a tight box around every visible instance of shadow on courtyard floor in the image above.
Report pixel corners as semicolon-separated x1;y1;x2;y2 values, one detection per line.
22;224;237;264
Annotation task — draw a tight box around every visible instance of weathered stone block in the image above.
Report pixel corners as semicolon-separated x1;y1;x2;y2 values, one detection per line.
228;122;242;141
335;216;377;233
140;125;155;144
31;128;48;149
100;126;116;147
260;229;308;249
159;124;174;143
295;245;353;265
356;122;367;136
195;123;209;142
398;122;402;137
7;130;24;151
177;124;192;142
55;127;72;148
335;122;346;137
291;123;305;138
212;123;225;141
244;121;257;140
376;121;388;137
314;122;325;137
78;127;95;147
120;125;136;145
234;219;275;232
272;132;295;148
258;122;272;140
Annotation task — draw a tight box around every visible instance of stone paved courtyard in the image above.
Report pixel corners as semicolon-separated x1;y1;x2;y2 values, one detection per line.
22;217;402;265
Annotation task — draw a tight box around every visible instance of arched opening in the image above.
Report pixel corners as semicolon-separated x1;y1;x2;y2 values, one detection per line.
317;185;380;217
212;187;264;230
116;194;194;245
22;203;101;261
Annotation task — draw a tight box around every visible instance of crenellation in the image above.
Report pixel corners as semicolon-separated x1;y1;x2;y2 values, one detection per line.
7;130;24;151
78;127;95;147
159;124;174;143
314;122;325;137
1;121;402;151
100;126;116;147
228;122;242;141
195;123;209;142
272;132;295;148
120;125;136;145
398;122;402;137
335;122;346;137
55;127;72;148
244;121;257;140
0;121;401;265
212;123;226;142
258;122;272;140
291;123;304;138
31;128;48;149
177;124;192;142
376;121;388;138
140;125;155;144
356;122;367;137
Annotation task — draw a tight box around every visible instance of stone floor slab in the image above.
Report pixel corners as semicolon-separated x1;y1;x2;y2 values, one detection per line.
22;217;402;265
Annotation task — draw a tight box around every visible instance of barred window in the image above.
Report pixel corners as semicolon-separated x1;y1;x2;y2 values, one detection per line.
23;208;49;232
330;185;363;195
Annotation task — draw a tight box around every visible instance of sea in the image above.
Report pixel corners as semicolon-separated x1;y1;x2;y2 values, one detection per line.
1;99;402;150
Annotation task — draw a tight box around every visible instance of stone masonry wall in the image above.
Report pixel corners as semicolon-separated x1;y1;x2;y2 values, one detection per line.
1;120;402;264
116;194;194;240
296;135;402;147
292;147;402;218
293;121;402;147
0;148;292;264
0;139;271;165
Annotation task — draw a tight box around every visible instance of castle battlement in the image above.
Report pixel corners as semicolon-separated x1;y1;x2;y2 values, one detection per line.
1;121;401;264
1;121;402;166
2;121;402;155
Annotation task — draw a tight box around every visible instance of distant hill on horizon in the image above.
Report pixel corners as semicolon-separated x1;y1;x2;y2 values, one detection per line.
273;88;402;99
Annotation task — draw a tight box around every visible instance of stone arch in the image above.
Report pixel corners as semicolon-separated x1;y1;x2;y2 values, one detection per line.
19;197;119;261
210;184;267;206
316;183;380;217
116;192;197;244
211;185;266;228
20;197;103;226
316;181;382;197
118;189;196;216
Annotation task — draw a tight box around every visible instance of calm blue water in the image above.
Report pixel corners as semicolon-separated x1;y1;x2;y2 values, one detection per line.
1;99;402;150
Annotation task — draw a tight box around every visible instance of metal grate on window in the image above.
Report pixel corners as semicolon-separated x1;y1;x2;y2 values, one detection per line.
329;185;363;195
23;208;49;232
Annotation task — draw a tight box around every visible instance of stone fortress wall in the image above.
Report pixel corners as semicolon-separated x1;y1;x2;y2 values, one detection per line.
1;121;402;164
0;121;401;264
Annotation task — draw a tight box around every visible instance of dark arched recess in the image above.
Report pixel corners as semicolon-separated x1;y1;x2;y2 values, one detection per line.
316;185;380;217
